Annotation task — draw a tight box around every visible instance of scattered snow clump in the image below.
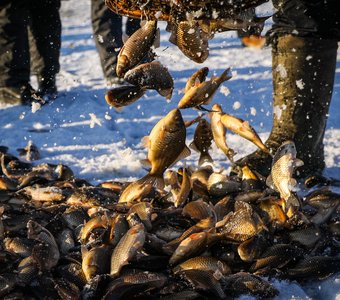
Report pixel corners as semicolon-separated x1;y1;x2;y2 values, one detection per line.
233;101;241;110
296;79;305;90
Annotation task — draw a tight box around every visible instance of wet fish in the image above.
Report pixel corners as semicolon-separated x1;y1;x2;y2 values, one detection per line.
223;272;279;298
79;213;111;244
190;118;214;166
250;244;303;275
210;104;236;162
124;61;174;99
117;20;158;77
173;256;231;276
176;21;209;63
266;141;304;217
169;232;208;265
220;113;270;154
139;109;190;189
171;167;192;208
110;223;146;278
178;269;226;299
82;245;111;281
178;68;232;110
105;85;145;110
184;67;209;93
118;180;154;203
220;202;266;242
207;172;241;197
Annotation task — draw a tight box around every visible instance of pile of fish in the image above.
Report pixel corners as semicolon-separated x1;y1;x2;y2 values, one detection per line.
0;123;339;299
1;7;339;300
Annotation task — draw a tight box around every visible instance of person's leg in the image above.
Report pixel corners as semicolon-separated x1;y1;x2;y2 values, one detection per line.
0;1;30;104
29;0;61;99
236;0;339;178
91;0;124;85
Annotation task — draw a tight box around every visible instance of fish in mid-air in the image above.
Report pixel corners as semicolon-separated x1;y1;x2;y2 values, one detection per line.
266;141;304;217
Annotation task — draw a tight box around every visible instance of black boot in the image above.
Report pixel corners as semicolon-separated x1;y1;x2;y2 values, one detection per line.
37;76;58;100
236;35;338;178
0;83;45;105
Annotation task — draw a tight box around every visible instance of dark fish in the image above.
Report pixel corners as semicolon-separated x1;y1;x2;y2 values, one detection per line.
223;272;279;298
176;21;209;63
110;223;146;277
178;269;226;299
190;118;214;166
250;244;303;274
124;61;174;99
287;256;340;281
105;85;145;110
117;20;158;77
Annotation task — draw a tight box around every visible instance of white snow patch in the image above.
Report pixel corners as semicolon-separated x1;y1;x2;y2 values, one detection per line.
233;101;241;110
296;79;305;90
220;86;230;97
250;107;257;116
89;113;102;128
31;102;41;113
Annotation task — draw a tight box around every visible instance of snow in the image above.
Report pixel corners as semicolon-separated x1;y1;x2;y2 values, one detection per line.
0;1;339;297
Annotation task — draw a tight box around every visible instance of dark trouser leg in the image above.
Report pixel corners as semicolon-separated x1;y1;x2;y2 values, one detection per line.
91;0;124;81
0;0;30;87
268;36;337;176
28;0;61;93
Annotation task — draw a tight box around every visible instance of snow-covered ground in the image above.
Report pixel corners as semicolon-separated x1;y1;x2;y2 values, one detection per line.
0;1;339;298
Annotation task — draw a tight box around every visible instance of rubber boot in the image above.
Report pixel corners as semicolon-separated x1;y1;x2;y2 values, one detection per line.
236;35;338;178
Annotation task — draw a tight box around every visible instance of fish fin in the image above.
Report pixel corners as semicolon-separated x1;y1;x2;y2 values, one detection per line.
158;87;173;100
294;158;304;168
141;136;150;149
219;68;232;83
169;146;191;169
153;28;161;49
266;173;275;189
241;120;251;131
140;158;152;170
288;178;297;190
139;174;165;190
17;148;26;156
80;245;89;256
122;32;129;44
285;194;301;217
114;107;123;113
189;141;199;152
198;153;214;167
177;145;191;162
184;115;203;127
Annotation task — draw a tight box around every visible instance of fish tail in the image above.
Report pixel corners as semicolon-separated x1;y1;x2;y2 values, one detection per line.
219;68;232;83
138;173;165;190
198;152;214;167
285;194;301;218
